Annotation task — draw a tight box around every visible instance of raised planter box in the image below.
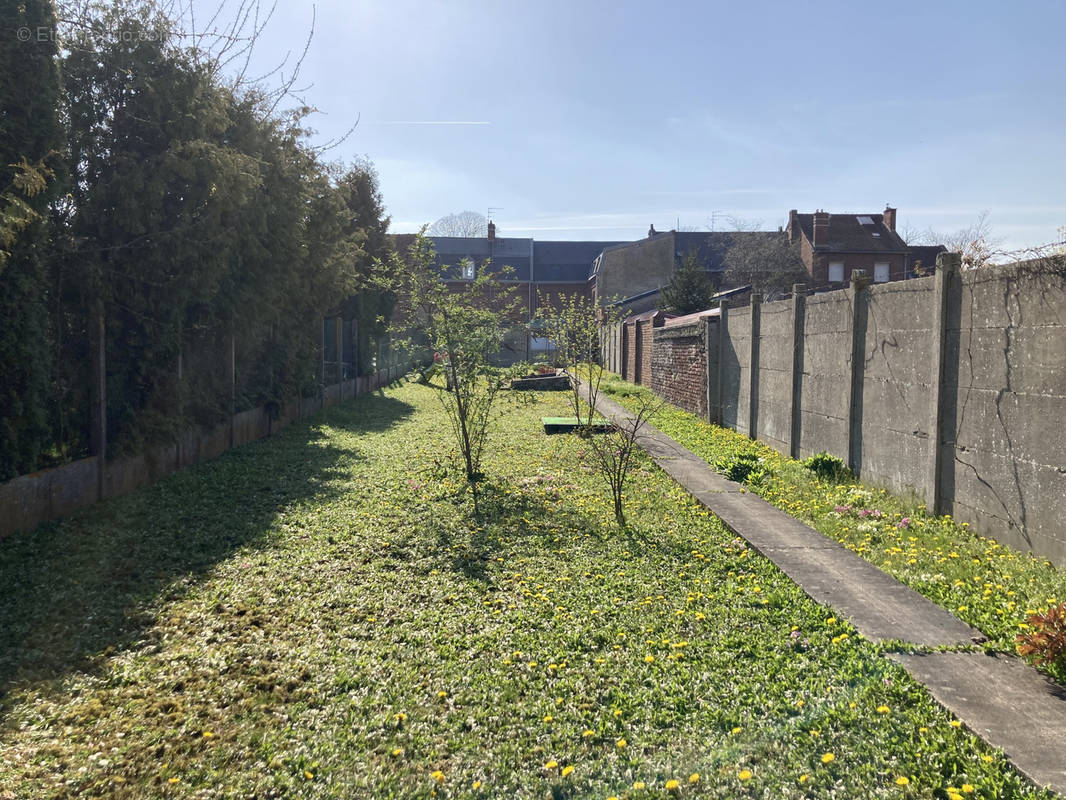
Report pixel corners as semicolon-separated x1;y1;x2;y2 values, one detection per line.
512;373;572;391
542;416;614;434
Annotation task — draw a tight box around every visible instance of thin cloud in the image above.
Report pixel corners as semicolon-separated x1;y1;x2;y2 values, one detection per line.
370;120;491;125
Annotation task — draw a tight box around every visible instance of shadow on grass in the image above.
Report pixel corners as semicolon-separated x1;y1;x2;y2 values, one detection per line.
429;473;697;585
0;392;414;699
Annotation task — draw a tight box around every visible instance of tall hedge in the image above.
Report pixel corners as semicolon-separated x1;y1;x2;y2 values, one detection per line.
0;0;394;473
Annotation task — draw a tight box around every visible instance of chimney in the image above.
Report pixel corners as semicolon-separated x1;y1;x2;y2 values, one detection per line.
648;224;656;238
883;205;897;232
487;220;496;241
787;209;798;243
812;210;830;246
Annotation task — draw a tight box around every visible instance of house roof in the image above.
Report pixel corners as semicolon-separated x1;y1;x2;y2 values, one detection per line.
427;235;533;280
794;213;907;253
532;240;622;282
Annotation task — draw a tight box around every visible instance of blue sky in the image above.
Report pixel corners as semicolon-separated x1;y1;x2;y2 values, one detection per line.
228;0;1066;249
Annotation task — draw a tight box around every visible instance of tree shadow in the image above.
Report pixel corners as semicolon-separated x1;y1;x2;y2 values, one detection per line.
0;393;414;698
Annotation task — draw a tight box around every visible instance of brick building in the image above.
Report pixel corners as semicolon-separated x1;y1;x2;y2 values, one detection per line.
786;206;944;287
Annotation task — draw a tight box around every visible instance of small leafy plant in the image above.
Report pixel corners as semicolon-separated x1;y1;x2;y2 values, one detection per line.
1016;602;1066;671
717;452;765;484
803;452;854;483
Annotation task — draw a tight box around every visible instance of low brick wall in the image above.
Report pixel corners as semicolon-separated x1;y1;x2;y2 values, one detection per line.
652;323;707;418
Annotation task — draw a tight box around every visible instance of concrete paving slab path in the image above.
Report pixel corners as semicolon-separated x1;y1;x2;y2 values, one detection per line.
593;393;982;647
589;389;1066;795
889;652;1066;794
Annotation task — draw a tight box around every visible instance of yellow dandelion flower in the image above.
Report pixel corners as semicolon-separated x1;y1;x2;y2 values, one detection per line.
561;765;574;777
613;709;623;717
949;720;962;728
633;781;646;789
731;726;742;734
738;769;752;781
544;714;553;723
876;705;890;714
202;731;215;739
472;780;482;789
616;738;627;748
168;777;180;784
961;785;974;794
689;773;700;783
799;773;809;784
821;752;835;764
431;770;445;783
392;747;403;756
304;771;314;780
544;760;558;770
981;754;994;763
583;729;595;738
665;778;680;791
644;654;655;663
895;776;910;786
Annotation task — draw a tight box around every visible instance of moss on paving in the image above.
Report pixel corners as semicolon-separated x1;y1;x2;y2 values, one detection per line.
0;383;1054;798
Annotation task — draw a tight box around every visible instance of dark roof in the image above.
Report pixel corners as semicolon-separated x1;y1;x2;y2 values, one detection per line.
906;245;947;273
794;213;907;253
428;235;533;280
606;286;661;307
532;240;622;282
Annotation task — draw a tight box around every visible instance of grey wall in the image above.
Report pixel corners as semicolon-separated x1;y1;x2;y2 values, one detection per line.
942;262;1066;561
798;292;852;462
703;257;1066;564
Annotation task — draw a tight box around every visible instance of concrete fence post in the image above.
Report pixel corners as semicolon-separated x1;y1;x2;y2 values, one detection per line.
927;252;961;514
717;300;729;426
748;293;762;439
89;305;107;500
846;270;868;474
789;284;807;458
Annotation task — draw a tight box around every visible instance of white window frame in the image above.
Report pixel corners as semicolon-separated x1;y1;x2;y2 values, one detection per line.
828;261;844;283
874;262;890;283
460;259;475;280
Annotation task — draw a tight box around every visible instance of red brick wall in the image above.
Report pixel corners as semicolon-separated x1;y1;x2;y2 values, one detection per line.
651;323;707;417
639;320;654;386
624;322;638;382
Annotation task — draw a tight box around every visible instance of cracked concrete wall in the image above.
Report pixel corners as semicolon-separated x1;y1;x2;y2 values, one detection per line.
798;293;852;460
727;313;752;435
707;262;1066;564
755;301;793;455
943;262;1066;563
857;280;936;497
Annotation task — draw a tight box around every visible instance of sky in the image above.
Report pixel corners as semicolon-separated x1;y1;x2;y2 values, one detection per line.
209;0;1066;250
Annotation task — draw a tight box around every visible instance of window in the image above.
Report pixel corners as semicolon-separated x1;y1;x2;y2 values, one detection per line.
874;262;890;283
460;259;475;280
857;215;874;225
828;262;844;283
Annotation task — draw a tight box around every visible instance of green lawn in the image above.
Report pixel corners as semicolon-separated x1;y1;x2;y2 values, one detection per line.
0;382;1054;798
599;372;1066;680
